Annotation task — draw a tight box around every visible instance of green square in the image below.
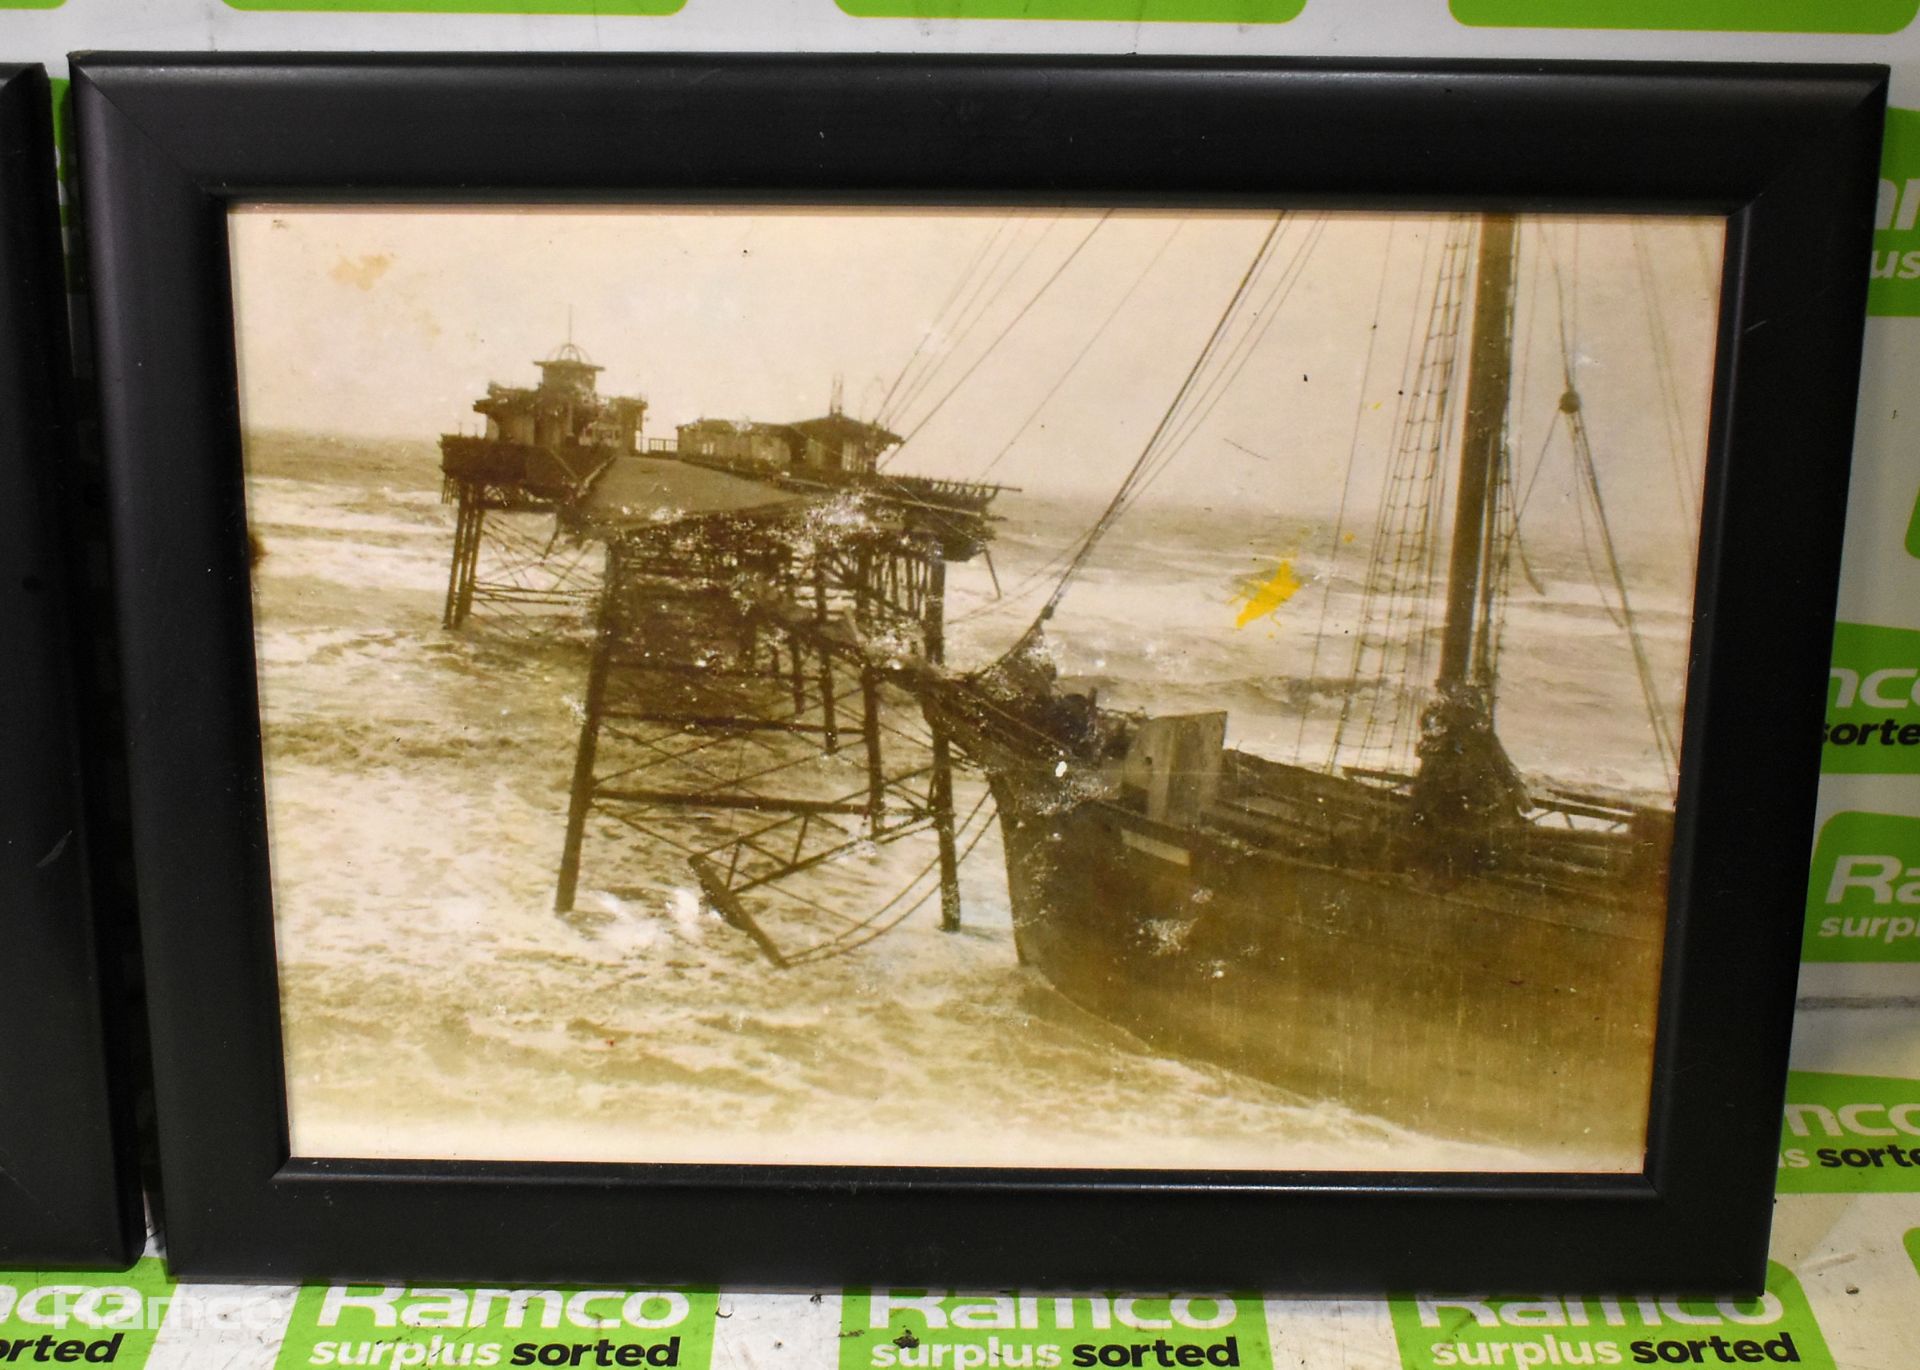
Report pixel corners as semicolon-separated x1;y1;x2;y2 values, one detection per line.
1450;0;1916;33
834;0;1303;22
224;0;683;13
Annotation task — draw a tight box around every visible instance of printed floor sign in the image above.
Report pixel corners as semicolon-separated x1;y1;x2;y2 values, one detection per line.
274;1283;717;1369
1824;623;1920;774
0;1260;175;1369
1387;1263;1834;1369
1802;811;1920;961
1779;1071;1920;1193
840;1292;1270;1370
1872;109;1920;317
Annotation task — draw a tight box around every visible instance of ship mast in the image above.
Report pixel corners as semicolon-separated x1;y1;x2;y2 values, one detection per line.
1437;213;1516;693
1413;213;1528;855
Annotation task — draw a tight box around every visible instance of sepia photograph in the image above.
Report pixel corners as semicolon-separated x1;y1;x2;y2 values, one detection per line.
227;203;1721;1175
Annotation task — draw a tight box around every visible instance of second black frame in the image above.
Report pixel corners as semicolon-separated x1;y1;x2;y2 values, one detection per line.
0;61;144;1272
73;52;1882;1292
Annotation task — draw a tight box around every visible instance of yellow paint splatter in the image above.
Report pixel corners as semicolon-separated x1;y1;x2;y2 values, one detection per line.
329;253;393;290
1235;559;1302;629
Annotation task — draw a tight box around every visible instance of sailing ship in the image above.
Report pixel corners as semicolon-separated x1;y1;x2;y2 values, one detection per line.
925;214;1678;1156
433;212;1689;1160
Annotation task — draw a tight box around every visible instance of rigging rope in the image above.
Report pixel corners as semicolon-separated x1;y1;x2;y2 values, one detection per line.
943;215;1321;646
975;222;1184;482
881;215;1110;466
884;217;1044;432
873;220;1007;432
1294;219;1400;760
1629;222;1704;551
1001;215;1288;651
1542;246;1682;791
784;789;997;964
1329;214;1471;771
1564;399;1681;787
946;219;1300;637
1106;217;1330;524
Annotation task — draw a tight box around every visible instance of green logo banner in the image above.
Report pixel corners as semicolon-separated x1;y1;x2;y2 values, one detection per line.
833;0;1302;22
223;0;682;12
274;1284;717;1369
0;1261;176;1368
840;1292;1270;1370
1450;0;1915;32
1872;108;1920;316
1388;1263;1833;1369
1824;622;1920;774
1779;1071;1920;1193
1803;811;1920;961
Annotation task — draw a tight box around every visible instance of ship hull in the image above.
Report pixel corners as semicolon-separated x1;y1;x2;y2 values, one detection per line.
982;768;1666;1160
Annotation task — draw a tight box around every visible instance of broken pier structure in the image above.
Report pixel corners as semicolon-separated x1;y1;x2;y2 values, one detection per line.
443;434;1001;962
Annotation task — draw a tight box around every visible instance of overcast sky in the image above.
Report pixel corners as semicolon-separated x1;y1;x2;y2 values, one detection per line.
229;204;1722;557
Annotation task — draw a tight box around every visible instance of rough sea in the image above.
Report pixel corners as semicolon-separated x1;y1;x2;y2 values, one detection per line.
246;432;1691;1174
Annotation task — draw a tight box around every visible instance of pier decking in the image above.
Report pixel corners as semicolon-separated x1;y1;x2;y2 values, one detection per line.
568;456;807;539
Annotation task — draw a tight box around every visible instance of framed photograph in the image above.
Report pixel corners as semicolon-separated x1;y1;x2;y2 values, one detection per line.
74;53;1882;1291
0;62;144;1269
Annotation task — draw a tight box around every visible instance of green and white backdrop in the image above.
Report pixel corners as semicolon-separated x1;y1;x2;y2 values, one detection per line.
6;1;1920;1366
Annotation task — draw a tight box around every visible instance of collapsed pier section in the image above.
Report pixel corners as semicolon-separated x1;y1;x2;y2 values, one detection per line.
437;348;1003;961
549;463;1000;963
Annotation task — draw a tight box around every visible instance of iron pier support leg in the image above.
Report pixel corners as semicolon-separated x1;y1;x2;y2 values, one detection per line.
814;561;838;753
860;665;885;839
923;556;961;931
451;499;487;628
442;489;479;628
556;547;619;913
853;544;886;836
440;497;462;627
931;728;962;932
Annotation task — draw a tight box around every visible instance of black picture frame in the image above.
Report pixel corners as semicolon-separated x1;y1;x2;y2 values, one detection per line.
71;52;1884;1294
0;62;144;1271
